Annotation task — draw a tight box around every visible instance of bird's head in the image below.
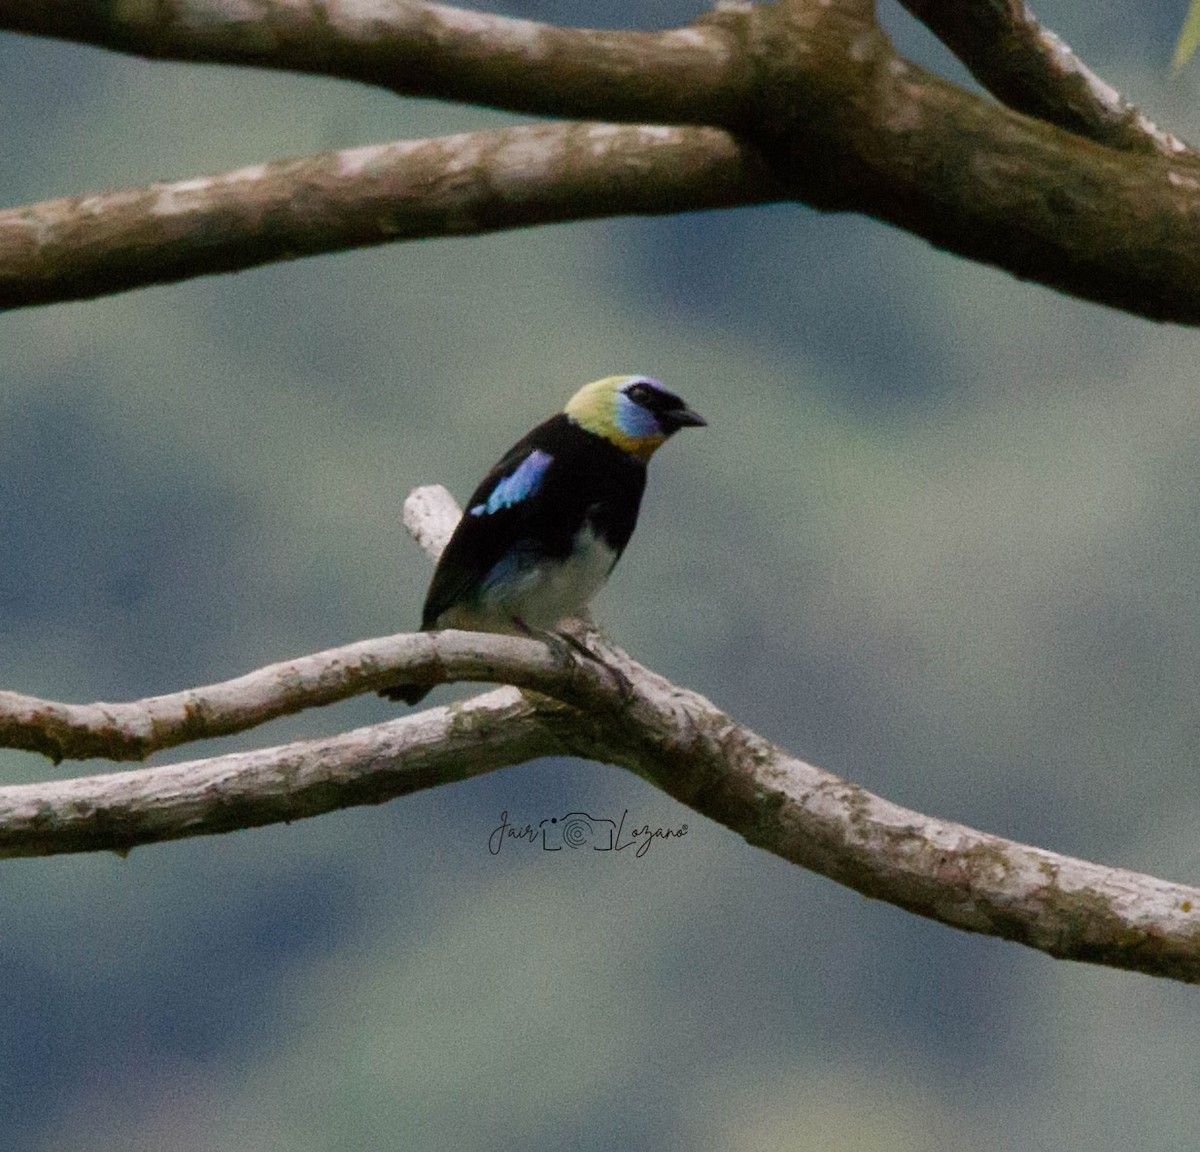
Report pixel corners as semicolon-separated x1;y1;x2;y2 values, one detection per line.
564;375;706;460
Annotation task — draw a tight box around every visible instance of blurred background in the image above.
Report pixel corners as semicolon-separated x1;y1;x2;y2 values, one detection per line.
2;1;1199;1148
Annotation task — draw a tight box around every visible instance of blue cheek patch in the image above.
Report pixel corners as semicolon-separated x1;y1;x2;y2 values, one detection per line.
470;449;553;516
615;392;662;439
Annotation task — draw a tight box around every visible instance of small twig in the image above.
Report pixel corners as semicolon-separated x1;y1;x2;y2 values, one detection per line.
403;484;461;560
898;0;1192;158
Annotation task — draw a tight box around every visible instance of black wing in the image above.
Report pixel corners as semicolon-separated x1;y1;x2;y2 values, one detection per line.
421;419;560;628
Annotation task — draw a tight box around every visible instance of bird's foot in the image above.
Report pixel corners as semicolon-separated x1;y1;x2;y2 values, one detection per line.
552;619;634;702
509;617;632;701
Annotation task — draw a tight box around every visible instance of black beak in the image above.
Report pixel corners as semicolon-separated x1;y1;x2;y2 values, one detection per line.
664;406;706;431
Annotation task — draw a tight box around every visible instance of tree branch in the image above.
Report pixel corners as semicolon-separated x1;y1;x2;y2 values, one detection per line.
896;0;1190;158
0;686;560;857
0;122;772;309
3;610;1199;983
552;636;1200;986
2;485;1200;985
0;0;749;124
4;0;1170;164
0;629;605;763
2;2;1200;323
0;486;641;763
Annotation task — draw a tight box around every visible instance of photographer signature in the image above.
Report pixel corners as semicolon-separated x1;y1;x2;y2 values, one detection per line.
488;809;688;858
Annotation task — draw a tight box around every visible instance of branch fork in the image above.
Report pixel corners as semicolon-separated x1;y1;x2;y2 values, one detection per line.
2;0;1200;319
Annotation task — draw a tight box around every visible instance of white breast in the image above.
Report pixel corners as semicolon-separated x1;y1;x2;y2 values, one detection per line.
475;523;618;629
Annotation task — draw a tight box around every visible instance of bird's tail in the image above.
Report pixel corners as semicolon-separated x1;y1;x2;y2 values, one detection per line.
378;684;431;706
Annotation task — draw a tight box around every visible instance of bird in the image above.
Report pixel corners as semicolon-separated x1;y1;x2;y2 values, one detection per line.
382;374;706;704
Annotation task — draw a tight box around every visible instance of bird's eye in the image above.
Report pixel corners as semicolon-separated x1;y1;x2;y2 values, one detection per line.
626;383;652;405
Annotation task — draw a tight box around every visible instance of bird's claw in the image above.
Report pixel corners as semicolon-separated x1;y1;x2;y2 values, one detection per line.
550;623;634;703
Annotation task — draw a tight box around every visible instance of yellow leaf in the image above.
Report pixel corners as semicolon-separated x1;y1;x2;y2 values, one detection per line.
1173;0;1200;70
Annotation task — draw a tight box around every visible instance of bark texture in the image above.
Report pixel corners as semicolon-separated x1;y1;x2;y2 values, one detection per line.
1;0;1199;320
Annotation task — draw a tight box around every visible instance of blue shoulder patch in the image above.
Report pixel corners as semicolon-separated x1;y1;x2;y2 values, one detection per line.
470;449;553;517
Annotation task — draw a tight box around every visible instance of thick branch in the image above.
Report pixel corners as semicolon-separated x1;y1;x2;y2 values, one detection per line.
3;624;1199;985
548;636;1200;985
2;4;1200;321
737;1;1200;324
0;123;773;309
1;0;1172;166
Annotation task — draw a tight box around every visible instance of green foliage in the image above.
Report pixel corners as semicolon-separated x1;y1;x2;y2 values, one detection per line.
1172;0;1200;69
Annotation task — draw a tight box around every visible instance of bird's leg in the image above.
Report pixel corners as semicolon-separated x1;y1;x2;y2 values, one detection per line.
511;616;632;701
511;616;578;673
511;616;583;670
553;625;600;661
556;618;634;701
